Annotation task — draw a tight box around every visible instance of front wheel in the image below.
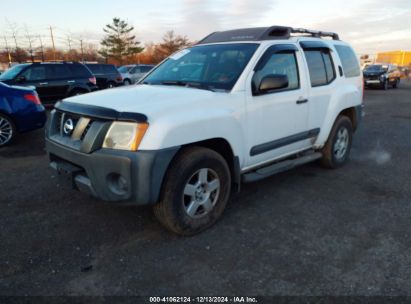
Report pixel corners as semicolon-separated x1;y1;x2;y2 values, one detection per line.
382;80;388;90
392;78;400;89
153;147;231;236
320;115;353;169
0;114;16;147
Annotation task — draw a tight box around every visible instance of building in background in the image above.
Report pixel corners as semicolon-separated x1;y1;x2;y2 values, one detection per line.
376;51;411;66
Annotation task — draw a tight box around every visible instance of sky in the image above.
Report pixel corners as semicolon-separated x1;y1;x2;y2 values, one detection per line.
1;0;411;55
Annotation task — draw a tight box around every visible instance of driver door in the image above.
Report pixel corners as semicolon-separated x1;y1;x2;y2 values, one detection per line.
245;44;311;168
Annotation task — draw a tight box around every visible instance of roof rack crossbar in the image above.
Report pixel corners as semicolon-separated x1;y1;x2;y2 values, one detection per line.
290;27;339;40
196;26;340;45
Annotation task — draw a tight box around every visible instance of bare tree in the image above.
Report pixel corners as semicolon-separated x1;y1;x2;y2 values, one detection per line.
24;24;35;62
5;19;21;62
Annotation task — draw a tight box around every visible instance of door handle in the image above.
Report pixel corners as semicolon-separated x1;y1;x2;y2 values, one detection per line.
39;82;48;85
296;98;308;104
67;80;75;83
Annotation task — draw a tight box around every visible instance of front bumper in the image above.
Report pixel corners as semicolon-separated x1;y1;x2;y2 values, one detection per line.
364;79;382;85
46;138;179;205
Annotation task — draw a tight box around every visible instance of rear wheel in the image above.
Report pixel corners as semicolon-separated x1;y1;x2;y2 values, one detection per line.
0;114;16;147
320;115;353;169
153;147;231;235
107;81;115;89
123;79;131;86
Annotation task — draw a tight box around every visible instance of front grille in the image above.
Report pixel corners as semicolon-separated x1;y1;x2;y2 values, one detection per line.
48;109;111;153
56;110;90;140
366;76;380;80
80;121;92;141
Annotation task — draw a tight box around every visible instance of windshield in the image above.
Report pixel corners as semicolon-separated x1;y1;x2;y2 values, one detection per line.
364;65;387;72
118;66;134;73
143;43;259;91
0;64;29;81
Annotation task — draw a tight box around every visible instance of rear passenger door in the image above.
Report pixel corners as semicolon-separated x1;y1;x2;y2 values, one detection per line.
245;44;310;167
47;64;72;102
300;42;337;132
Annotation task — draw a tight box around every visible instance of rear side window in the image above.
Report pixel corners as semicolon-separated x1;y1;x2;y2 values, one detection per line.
334;45;360;78
304;50;336;87
50;64;71;79
86;65;102;74
140;66;153;73
102;65;117;74
69;64;91;78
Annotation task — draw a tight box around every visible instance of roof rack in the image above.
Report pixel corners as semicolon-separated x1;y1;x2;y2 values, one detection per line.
197;26;339;45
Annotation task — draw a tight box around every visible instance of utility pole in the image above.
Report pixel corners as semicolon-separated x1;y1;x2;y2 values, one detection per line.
38;35;45;62
25;26;34;62
3;36;12;67
66;35;72;61
80;39;84;62
50;26;56;61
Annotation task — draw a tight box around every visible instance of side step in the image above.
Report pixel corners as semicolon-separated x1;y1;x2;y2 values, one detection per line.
242;151;322;183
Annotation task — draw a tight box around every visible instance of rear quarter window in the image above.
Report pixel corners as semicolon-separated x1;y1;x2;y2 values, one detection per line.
334;45;361;78
69;64;92;78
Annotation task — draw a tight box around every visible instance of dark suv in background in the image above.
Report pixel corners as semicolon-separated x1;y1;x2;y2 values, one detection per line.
0;62;97;105
363;63;401;90
85;64;123;89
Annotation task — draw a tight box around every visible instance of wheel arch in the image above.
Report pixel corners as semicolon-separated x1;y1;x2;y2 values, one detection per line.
161;138;241;194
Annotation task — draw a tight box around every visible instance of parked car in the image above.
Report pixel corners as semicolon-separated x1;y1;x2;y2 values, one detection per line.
363;63;401;89
46;26;363;235
85;64;123;89
0;82;46;147
0;62;98;106
118;64;155;85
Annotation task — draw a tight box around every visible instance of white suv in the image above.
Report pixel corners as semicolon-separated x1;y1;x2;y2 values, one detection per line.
46;26;363;235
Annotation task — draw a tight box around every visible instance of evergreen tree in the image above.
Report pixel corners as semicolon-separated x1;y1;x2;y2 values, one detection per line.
99;18;143;64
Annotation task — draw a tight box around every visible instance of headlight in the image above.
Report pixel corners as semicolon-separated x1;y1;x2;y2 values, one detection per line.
103;122;148;151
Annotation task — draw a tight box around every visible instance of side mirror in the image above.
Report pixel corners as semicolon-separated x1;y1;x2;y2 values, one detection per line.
16;75;26;83
258;74;289;94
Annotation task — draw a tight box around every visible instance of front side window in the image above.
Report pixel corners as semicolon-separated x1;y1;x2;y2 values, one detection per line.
0;64;30;81
143;43;259;91
253;52;300;93
304;50;336;87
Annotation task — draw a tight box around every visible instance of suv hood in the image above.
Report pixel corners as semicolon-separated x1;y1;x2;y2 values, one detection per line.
63;84;221;119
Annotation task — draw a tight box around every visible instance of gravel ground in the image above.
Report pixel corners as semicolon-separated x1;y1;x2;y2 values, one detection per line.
1;80;411;297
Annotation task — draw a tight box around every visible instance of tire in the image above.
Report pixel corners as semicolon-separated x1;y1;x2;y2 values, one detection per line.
320;115;353;169
107;82;115;89
153;147;231;236
382;80;388;90
69;89;86;97
0;113;16;147
393;78;400;89
123;79;131;86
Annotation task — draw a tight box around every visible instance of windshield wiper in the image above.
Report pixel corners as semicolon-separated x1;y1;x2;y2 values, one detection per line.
160;80;218;92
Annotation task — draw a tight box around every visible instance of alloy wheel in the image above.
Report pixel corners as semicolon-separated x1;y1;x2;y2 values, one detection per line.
0;116;13;146
183;168;221;219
